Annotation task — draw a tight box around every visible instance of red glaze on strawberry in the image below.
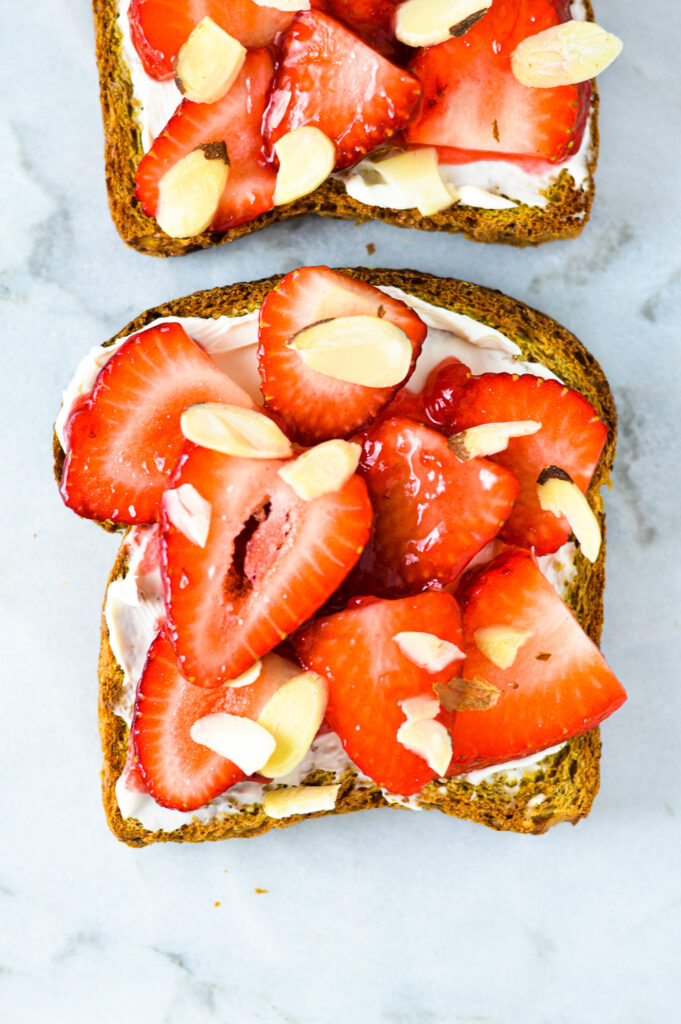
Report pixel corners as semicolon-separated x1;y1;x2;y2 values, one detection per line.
405;0;591;164
135;49;276;232
352;417;519;595
257;266;427;445
322;0;404;59
424;369;608;554
449;550;626;773
161;443;373;687
264;10;421;170
133;632;292;810
295;592;462;795
60;323;252;525
128;0;295;80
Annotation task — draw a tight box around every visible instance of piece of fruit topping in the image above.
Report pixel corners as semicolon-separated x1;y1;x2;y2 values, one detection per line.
424;367;608;555
263;10;421;170
128;0;296;80
448;550;626;772
350;417;519;596
295;592;463;795
60;323;252;525
404;0;592;164
257;266;426;445
135;49;276;236
161;441;373;687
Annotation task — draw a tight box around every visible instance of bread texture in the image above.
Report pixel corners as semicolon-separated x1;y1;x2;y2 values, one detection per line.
92;0;599;256
54;268;616;845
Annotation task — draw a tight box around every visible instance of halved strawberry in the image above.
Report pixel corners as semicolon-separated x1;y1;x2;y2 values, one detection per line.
352;417;519;595
264;10;421;170
449;550;626;773
257;266;426;445
321;0;403;59
133;632;293;810
135;49;276;233
161;443;373;687
60;323;252;525
128;0;296;80
405;0;591;164
295;592;462;795
424;369;608;554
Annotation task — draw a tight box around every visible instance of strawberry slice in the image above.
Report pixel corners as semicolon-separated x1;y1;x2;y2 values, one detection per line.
449;550;626;773
321;0;404;59
60;323;252;525
257;266;426;445
424;369;608;554
128;0;296;80
133;632;293;810
404;0;591;164
295;592;462;795
264;10;421;170
352;417;519;595
135;49;276;233
161;443;373;687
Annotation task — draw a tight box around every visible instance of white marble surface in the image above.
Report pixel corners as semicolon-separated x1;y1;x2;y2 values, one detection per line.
2;2;681;1021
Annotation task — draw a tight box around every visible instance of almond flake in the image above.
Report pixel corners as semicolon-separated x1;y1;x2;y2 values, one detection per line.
399;695;441;721
288;316;412;388
257;671;328;778
393;631;464;672
156;145;229;238
175;17;246;104
189;713;275;775
434;676;500;711
262;784;340;819
274;127;336;206
252;0;310;9
448;420;541;461
224;661;262;688
375;147;455;217
181;403;293;459
396;718;452;777
474;626;533;669
536;466;601;563
395;0;489;47
511;21;623;88
163;483;211;547
277;440;361;501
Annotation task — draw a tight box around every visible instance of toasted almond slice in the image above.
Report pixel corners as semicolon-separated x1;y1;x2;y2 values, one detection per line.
511;21;623;88
163;483;212;547
448;420;541;461
262;784;340;819
399;694;441;721
375;147;455;217
252;0;310;9
189;713;275;775
277;440;361;501
396;719;452;777
288;316;412;388
395;0;489;47
393;631;464;672
273;127;336;206
434;676;500;711
536;466;601;562
224;661;262;689
257;671;328;778
175;17;246;104
180;403;293;459
156;144;229;238
474;626;533;669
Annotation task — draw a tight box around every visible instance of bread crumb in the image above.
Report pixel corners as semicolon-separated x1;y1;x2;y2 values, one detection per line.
366;242;376;255
214;901;221;907
255;887;268;894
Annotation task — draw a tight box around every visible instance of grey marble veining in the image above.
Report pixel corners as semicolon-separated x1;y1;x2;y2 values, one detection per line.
2;1;681;1022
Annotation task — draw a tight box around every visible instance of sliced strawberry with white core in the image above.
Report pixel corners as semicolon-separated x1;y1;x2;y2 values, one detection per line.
60;322;252;525
258;266;426;445
449;550;626;773
161;443;373;687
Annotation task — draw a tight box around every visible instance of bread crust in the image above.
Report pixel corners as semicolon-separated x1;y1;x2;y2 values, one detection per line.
91;0;599;256
67;269;616;845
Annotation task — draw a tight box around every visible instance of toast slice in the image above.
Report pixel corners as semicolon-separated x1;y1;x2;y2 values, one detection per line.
54;269;617;845
92;1;601;256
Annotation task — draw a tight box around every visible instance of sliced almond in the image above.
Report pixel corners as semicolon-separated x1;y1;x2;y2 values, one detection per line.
252;0;310;9
257;671;328;779
175;17;246;104
262;784;340;819
288;316;412;388
536;466;601;562
277;440;360;501
163;483;211;547
180;403;293;459
273;127;336;206
434;676;500;712
393;631;464;672
224;661;262;689
474;626;533;669
395;0;489;47
189;713;275;775
396;719;452;777
511;21;623;88
399;694;441;721
375;147;455;217
156;144;229;238
448;420;541;461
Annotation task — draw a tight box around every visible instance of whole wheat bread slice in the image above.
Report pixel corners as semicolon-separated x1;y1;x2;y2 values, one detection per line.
91;0;599;256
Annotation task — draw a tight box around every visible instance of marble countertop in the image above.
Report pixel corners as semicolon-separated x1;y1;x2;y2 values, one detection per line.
2;2;680;1021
